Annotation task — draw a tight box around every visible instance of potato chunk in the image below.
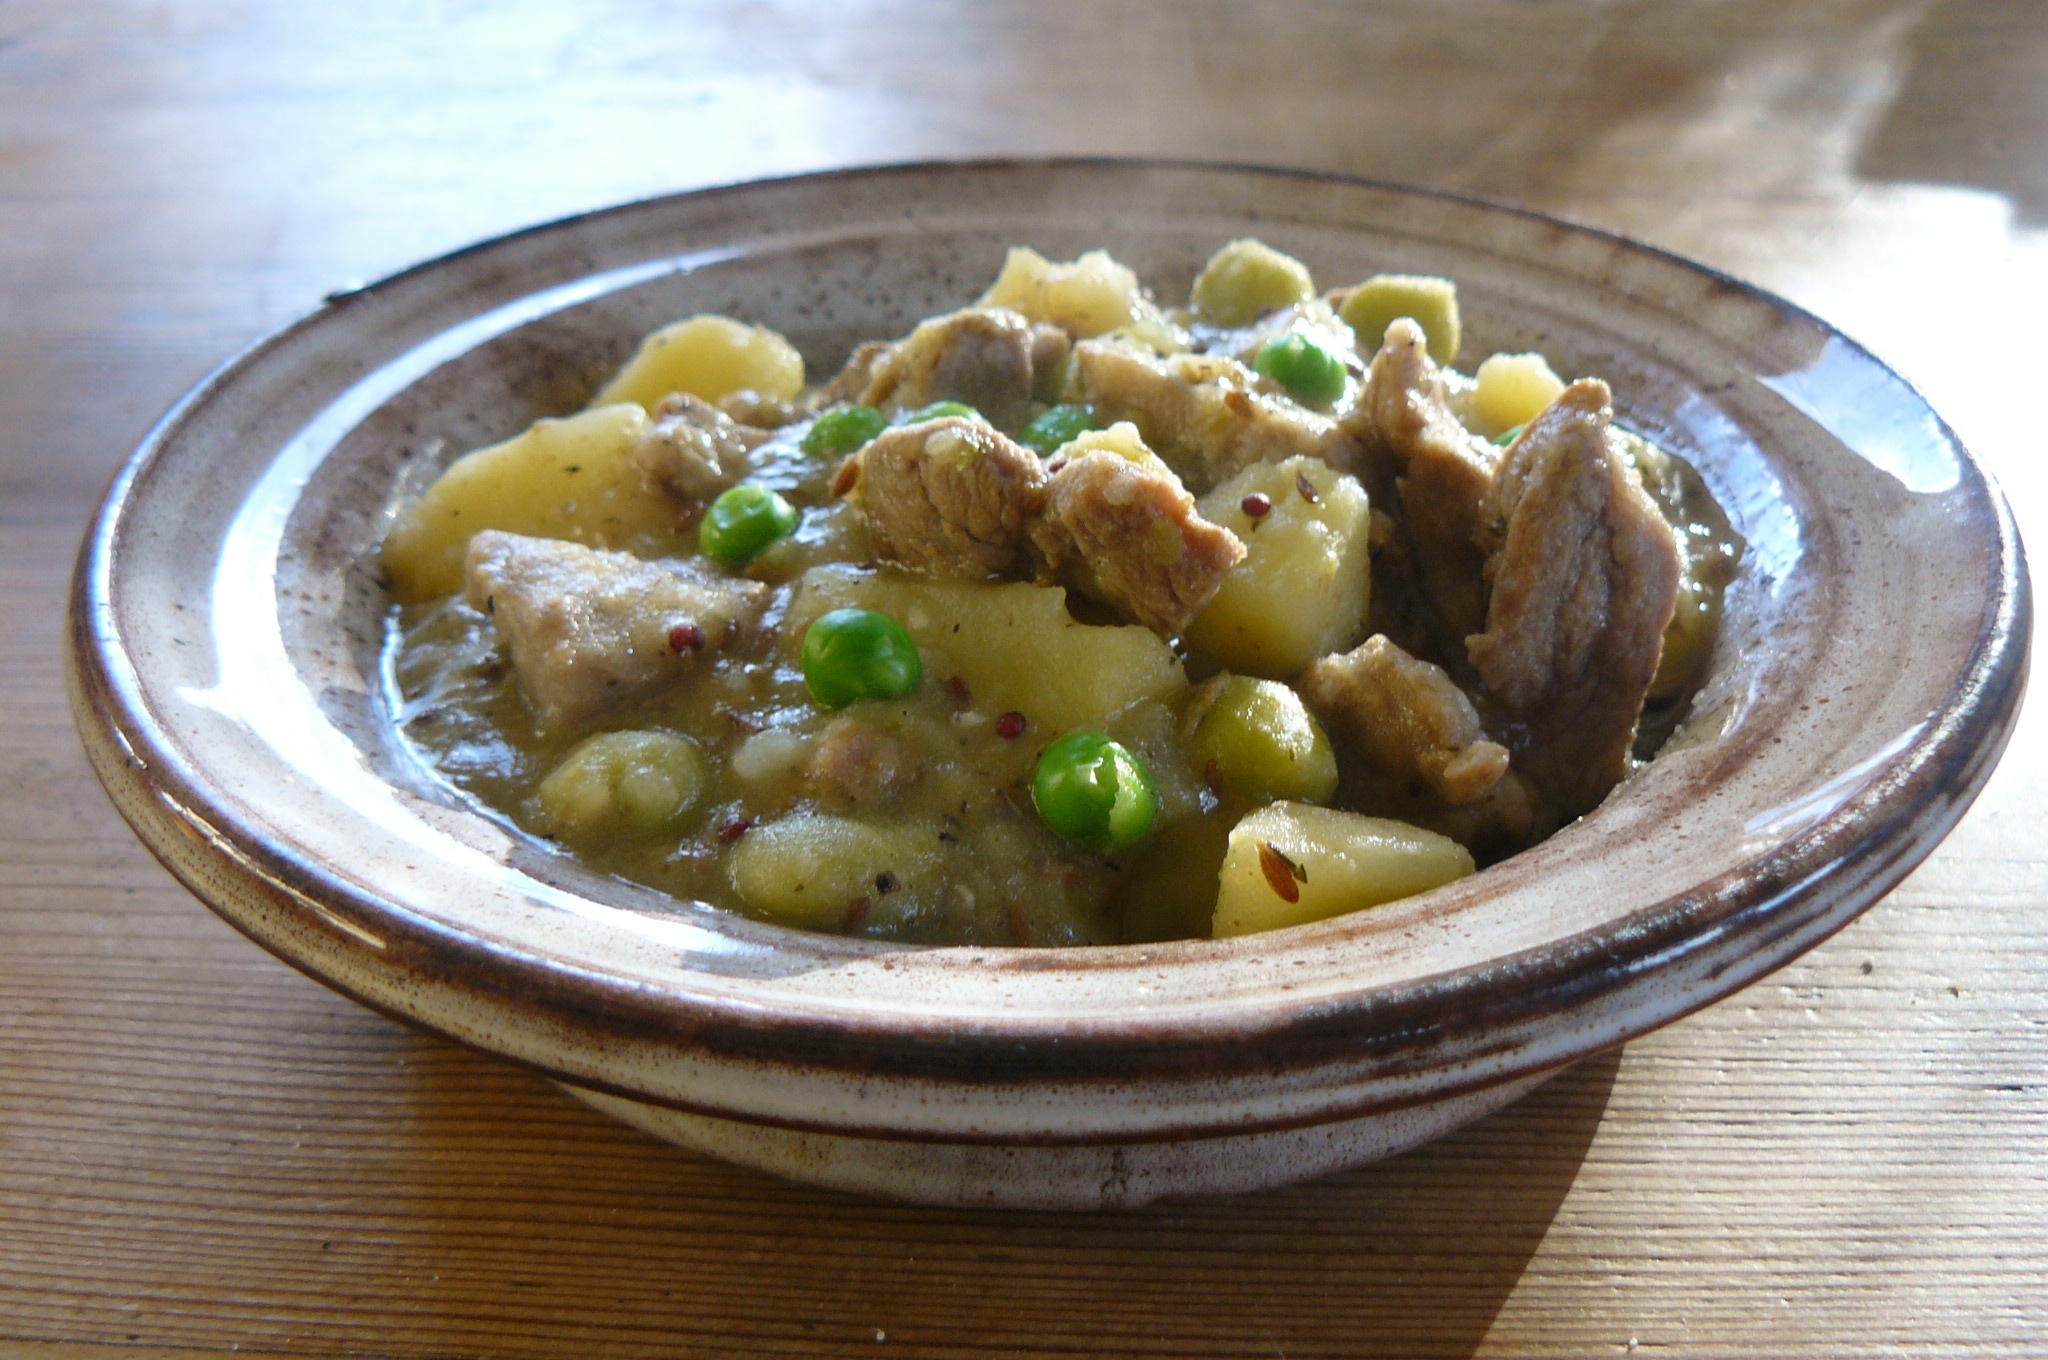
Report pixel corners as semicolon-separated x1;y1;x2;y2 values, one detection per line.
1339;275;1461;366
594;314;805;411
380;404;682;603
1183;457;1371;678
535;731;709;845
1473;352;1567;434
1052;420;1155;463
1190;239;1316;327
727;814;940;931
788;566;1186;736
1213;802;1474;937
978;246;1185;349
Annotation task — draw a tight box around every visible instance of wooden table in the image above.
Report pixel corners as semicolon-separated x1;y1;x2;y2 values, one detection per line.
7;3;2044;1355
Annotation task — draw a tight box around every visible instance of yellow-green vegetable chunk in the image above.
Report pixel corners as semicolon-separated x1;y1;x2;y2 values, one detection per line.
380;403;680;603
1213;802;1474;937
1053;420;1156;464
1339;274;1461;366
727;813;939;930
789;566;1186;736
1184;457;1371;679
1184;675;1338;807
535;731;708;844
593;314;805;411
978;246;1185;349
1473;352;1567;434
1190;239;1316;327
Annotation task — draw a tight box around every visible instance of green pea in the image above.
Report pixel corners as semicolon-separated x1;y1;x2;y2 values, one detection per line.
1493;422;1527;447
1018;403;1098;455
802;405;887;457
699;483;800;566
801;608;923;708
1254;333;1348;408
1032;731;1159;854
902;400;981;424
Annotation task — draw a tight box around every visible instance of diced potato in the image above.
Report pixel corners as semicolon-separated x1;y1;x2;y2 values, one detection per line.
1118;813;1231;943
593;314;805;411
788;566;1186;736
727;813;940;931
1338;274;1461;366
1054;420;1160;466
380;403;683;603
1190;239;1316;327
534;731;708;844
1212;802;1474;937
979;246;1186;348
1473;352;1566;434
1183;675;1338;807
1184;457;1371;679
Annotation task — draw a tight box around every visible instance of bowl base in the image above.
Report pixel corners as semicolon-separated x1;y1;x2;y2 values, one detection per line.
559;1068;1561;1210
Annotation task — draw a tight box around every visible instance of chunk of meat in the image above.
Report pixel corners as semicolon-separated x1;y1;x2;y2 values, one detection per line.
806;718;909;810
818;339;892;408
464;530;766;736
716;390;802;428
1298;634;1511;806
1027;322;1074;398
1351;317;1498;645
856;306;1064;429
1402;766;1542;858
1466;378;1682;819
1030;449;1246;637
1075;339;1363;493
631;393;770;505
829;417;1047;579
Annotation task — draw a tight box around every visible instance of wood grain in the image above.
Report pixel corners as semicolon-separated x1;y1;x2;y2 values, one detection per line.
4;1;2045;1355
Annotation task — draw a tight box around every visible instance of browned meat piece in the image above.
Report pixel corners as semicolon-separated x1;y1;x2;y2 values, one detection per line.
1466;378;1682;819
631;393;770;505
1352;317;1498;645
1298;634;1511;806
807;718;909;810
1030;449;1245;637
856;306;1058;429
1403;767;1541;856
829;417;1047;579
1075;339;1363;493
1027;322;1074;400
464;530;766;736
716;390;801;428
818;340;891;408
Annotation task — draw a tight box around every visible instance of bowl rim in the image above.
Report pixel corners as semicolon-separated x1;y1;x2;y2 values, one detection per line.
69;156;2032;1107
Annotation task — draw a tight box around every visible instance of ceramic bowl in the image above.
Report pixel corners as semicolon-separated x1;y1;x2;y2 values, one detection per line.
69;160;2028;1209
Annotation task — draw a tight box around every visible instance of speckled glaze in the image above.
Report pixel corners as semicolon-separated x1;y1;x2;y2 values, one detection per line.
69;161;2028;1209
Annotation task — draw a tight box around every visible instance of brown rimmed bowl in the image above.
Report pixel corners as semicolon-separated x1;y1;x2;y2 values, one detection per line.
68;160;2028;1208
